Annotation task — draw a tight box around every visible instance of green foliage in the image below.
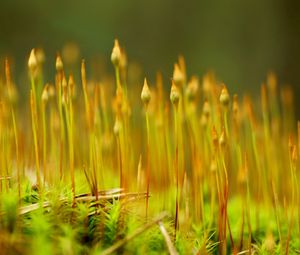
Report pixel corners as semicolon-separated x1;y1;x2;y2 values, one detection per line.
26;209;53;255
0;191;18;233
103;200;122;247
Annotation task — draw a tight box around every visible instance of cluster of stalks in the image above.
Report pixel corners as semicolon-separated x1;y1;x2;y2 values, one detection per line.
0;40;299;254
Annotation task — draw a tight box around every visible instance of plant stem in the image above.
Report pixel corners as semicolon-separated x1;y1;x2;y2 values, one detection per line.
30;89;41;190
174;106;179;241
41;101;47;185
117;134;123;189
145;111;150;218
11;109;20;198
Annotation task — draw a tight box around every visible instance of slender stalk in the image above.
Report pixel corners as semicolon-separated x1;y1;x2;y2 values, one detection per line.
69;95;75;204
115;66;121;91
286;145;297;254
245;172;252;255
30;90;41;190
145;112;150;218
63;95;75;205
271;180;282;245
141;78;151;217
41;100;47;184
11;109;20;198
224;109;229;138
57;73;64;180
117;133;123;189
174;106;179;241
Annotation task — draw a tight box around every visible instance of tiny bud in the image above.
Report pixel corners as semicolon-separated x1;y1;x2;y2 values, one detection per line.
62;75;67;88
186;76;199;101
172;63;184;86
28;49;38;71
56;54;64;71
41;84;49;102
111;39;122;67
68;74;76;97
170;81;180;106
220;85;230;106
141;78;151;105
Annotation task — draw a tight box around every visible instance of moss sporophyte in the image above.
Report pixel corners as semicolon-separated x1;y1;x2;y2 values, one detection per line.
0;40;298;254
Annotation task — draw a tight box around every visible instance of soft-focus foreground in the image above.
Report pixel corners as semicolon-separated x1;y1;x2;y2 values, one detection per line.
0;40;299;254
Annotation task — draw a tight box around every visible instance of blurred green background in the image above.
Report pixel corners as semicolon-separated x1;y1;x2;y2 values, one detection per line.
0;0;299;113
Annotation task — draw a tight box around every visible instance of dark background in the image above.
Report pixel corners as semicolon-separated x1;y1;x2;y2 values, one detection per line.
0;0;300;114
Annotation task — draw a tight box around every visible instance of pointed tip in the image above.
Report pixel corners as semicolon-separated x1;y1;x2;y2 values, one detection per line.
114;39;120;47
28;48;37;70
111;39;122;66
172;63;184;85
143;77;149;89
55;53;63;71
141;77;151;104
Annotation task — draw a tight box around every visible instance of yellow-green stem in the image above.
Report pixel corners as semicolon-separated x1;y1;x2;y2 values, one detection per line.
41;102;47;185
174;106;179;241
30;90;41;190
11;109;20;198
145;111;150;218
